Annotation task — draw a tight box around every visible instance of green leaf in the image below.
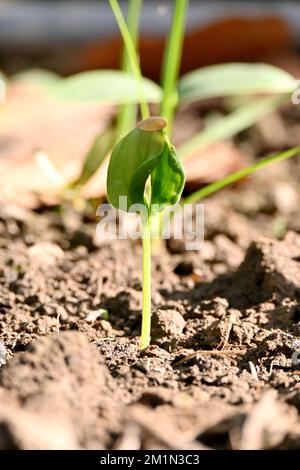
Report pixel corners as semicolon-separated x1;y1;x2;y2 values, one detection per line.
107;124;164;209
107;117;185;213
178;95;287;160
178;63;297;103
70;124;116;189
54;70;162;104
151;145;185;211
12;68;61;90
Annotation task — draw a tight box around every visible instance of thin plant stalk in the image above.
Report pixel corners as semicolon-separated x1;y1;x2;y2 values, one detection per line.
184;146;300;204
117;0;143;137
152;0;189;250
160;0;189;132
109;0;150;120
140;210;152;349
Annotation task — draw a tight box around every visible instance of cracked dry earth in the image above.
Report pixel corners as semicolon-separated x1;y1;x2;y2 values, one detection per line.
2;178;300;450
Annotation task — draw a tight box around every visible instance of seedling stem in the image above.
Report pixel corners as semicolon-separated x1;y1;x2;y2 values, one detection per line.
141;209;152;349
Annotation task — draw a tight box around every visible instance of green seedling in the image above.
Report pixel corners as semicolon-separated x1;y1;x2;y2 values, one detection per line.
107;116;185;348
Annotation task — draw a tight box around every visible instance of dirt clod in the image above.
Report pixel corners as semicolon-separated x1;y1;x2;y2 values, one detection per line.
0;331;121;448
151;309;186;349
232;233;300;307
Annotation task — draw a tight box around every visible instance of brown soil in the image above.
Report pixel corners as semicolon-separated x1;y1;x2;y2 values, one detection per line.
1;152;300;450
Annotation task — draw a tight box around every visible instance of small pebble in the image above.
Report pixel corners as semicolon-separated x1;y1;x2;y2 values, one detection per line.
151;309;186;349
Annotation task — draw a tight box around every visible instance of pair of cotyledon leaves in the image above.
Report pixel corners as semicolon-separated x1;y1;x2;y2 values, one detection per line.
107;117;185;215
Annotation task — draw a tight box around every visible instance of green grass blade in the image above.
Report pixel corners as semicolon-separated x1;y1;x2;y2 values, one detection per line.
69;125;115;189
178;95;288;160
117;0;143;137
184;146;300;204
109;0;150;119
160;0;189;131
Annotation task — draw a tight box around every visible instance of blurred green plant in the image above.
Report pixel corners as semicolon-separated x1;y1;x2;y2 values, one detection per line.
178;95;287;159
68;123;116;189
160;0;189;131
54;69;161;105
177;64;296;158
12;68;61;90
117;0;143;137
178;63;296;102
